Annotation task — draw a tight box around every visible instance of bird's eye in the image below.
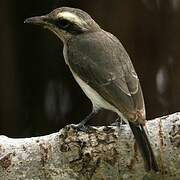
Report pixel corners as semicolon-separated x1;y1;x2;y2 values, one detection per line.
56;19;70;29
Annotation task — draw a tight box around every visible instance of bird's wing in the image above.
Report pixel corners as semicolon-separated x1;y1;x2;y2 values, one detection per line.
67;31;145;122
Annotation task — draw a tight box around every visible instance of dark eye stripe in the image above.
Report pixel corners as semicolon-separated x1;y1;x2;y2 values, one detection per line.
54;19;85;34
55;19;70;29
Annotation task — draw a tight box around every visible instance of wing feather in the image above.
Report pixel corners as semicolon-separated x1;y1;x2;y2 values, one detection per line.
66;31;145;121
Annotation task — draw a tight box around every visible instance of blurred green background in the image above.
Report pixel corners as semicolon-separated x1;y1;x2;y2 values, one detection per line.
1;0;180;137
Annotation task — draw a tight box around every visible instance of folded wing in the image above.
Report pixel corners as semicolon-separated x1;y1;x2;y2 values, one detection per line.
67;31;145;122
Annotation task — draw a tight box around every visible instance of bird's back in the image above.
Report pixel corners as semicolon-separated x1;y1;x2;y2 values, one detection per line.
65;30;146;124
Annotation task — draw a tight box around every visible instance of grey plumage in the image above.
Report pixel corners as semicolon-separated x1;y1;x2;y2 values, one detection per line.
66;30;145;123
25;7;158;171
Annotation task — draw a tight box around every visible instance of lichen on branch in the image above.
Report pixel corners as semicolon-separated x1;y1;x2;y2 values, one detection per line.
0;113;180;179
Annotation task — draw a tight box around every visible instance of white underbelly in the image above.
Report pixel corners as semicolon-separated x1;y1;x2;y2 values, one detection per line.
71;71;127;122
74;73;114;109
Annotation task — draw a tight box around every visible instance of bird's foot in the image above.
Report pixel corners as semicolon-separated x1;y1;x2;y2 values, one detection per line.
111;117;124;127
66;109;100;132
68;123;89;132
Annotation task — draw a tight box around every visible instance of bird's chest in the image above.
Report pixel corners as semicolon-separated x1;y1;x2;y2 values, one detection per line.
63;44;98;103
63;43;121;115
63;44;70;65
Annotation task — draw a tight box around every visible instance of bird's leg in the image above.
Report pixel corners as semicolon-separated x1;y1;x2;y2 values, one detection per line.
70;108;100;131
111;116;124;127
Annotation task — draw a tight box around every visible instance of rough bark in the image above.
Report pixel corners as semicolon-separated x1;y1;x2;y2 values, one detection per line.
0;113;180;180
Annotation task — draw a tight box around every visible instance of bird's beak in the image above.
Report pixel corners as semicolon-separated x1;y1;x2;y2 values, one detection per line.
24;15;48;26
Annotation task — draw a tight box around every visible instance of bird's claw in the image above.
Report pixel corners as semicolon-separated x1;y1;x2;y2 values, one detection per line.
68;123;89;132
111;117;124;127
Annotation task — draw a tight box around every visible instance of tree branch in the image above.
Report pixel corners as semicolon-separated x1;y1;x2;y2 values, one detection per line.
0;113;180;179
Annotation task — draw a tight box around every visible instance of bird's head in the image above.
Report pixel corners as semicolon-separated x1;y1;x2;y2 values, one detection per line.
25;7;101;42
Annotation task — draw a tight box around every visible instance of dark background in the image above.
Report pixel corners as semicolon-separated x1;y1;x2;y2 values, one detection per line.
1;0;180;137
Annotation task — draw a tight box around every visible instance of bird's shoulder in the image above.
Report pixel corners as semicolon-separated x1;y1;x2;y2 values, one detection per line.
67;30;139;94
67;30;132;67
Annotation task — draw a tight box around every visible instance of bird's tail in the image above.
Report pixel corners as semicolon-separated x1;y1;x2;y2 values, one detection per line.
129;121;159;171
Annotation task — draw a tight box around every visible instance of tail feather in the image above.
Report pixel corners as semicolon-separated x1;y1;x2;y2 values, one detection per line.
129;122;159;171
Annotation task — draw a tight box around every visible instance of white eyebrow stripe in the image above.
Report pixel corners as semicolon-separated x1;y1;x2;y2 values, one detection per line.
57;12;85;26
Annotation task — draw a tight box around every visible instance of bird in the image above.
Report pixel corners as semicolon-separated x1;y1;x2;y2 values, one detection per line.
25;7;159;171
